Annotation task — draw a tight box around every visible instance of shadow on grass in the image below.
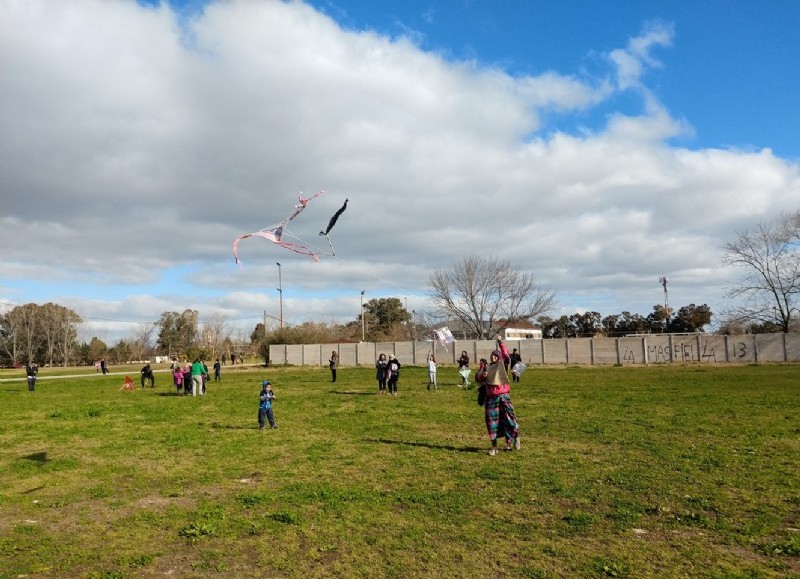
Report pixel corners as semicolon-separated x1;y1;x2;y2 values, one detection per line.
22;485;46;494
364;437;482;454
330;390;375;396
22;451;49;463
208;422;259;430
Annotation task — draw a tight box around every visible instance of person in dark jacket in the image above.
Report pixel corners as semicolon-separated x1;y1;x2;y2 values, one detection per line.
258;380;278;429
25;362;38;392
140;364;155;388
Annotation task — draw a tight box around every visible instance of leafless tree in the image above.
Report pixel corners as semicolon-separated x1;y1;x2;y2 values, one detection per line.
5;304;42;364
39;303;81;366
129;323;156;362
428;255;556;339
722;211;800;332
204;315;230;359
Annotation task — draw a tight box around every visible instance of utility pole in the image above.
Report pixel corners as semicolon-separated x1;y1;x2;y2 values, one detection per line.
659;276;669;331
360;290;366;342
276;262;283;328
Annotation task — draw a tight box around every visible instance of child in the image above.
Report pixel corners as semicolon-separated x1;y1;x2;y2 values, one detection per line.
172;367;183;394
427;353;437;391
259;380;278;430
387;355;400;395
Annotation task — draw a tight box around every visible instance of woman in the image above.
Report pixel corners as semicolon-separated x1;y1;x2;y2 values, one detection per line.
375;353;388;394
476;340;520;456
387;355;400;395
329;350;338;383
457;350;470;387
427;353;437;391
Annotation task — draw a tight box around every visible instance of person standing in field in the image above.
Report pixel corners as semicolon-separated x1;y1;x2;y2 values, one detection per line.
329;351;338;383
509;348;522;383
182;361;192;395
375;353;388;394
476;339;520;456
258;380;277;429
201;359;209;394
427;353;438;391
172;365;183;394
191;358;204;397
213;359;221;382
387;355;401;395
457;350;470;387
25;362;38;392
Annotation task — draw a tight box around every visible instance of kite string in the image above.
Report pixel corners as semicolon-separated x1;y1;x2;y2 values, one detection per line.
281;230;415;296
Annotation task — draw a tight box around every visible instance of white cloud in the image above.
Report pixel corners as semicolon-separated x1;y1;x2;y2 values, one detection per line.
1;1;798;343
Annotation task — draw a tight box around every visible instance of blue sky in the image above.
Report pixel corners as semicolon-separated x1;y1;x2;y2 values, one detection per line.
303;0;800;158
1;0;798;343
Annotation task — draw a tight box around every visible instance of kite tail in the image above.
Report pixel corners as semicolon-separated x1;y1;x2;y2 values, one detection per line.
320;198;348;236
233;234;252;267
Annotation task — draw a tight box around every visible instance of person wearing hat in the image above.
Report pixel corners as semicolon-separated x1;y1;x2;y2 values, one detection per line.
258;380;278;430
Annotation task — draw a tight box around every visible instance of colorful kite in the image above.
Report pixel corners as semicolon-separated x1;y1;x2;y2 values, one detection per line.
233;191;347;265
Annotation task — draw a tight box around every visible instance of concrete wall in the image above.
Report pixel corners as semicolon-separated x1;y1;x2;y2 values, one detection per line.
270;333;800;367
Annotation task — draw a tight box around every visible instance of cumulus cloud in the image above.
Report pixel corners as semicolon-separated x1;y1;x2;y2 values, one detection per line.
1;0;798;342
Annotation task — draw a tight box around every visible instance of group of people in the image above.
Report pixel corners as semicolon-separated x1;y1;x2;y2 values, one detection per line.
222;353;241;365
374;353;401;395
292;340;523;456
170;358;222;396
94;359;109;374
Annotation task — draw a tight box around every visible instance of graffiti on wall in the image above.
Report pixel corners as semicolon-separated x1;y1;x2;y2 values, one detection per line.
621;338;751;363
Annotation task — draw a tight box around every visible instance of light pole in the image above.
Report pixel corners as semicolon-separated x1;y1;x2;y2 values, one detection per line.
276;262;283;328
360;290;365;342
659;276;669;331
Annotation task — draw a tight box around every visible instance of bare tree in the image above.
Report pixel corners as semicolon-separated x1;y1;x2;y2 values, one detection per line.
4;303;43;363
58;307;81;366
204;315;230;359
1;307;22;364
722;211;800;332
428;255;556;339
129;323;156;362
39;303;82;366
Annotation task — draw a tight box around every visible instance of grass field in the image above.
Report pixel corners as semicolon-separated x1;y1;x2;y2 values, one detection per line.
1;364;798;578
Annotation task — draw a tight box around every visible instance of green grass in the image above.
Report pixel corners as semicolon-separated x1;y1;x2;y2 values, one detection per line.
1;364;798;578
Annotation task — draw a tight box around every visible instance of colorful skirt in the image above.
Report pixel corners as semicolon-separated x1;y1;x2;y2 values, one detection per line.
484;393;519;442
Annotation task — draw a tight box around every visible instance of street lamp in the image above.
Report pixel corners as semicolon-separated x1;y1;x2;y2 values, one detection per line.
659;276;669;331
360;290;365;342
276;262;283;328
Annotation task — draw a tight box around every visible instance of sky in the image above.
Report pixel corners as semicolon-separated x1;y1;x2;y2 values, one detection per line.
1;0;799;345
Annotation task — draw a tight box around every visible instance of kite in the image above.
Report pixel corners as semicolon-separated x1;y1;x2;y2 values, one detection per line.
233;191;347;265
434;327;455;351
511;362;527;378
318;198;348;256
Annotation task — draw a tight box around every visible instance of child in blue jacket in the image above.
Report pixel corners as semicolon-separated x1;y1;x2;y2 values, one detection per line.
258;381;278;430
